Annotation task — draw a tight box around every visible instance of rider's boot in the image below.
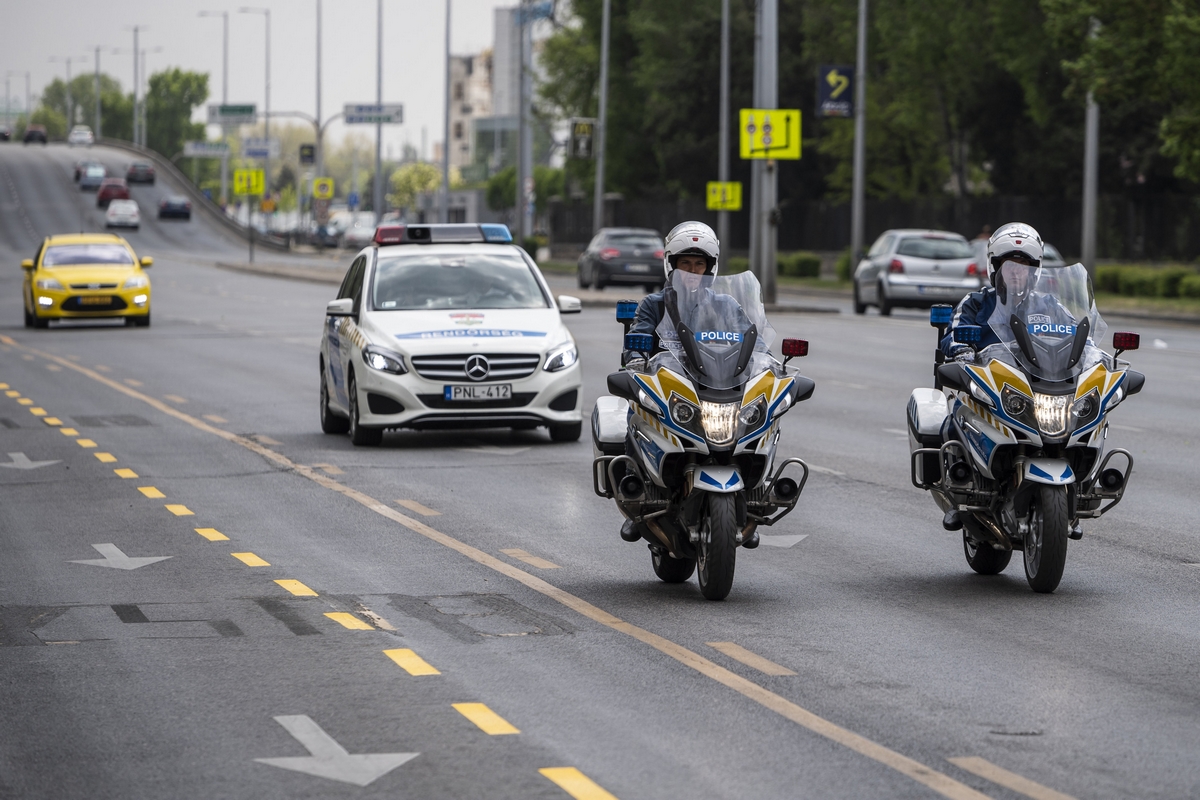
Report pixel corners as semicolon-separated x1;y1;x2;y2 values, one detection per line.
620;519;641;542
942;508;963;531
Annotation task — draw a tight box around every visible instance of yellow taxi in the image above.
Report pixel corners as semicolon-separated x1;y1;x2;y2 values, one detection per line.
22;233;152;328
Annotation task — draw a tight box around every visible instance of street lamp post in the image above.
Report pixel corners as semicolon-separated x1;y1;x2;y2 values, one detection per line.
850;0;868;269
374;0;384;217
93;47;102;138
717;0;730;249
125;26;146;146
442;0;452;223
592;0;611;235
240;8;272;202
199;10;230;204
139;47;164;147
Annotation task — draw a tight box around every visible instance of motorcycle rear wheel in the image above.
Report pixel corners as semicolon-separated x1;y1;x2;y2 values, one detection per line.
651;548;696;583
1023;485;1069;593
697;494;738;600
962;521;1012;575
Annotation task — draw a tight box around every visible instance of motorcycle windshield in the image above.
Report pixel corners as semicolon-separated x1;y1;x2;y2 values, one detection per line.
653;270;776;390
986;261;1108;382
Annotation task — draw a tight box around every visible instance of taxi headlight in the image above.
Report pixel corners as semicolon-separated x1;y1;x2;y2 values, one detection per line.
362;345;407;375
132;294;148;305
543;342;578;372
123;275;149;289
36;278;63;290
1033;393;1069;436
700;401;739;446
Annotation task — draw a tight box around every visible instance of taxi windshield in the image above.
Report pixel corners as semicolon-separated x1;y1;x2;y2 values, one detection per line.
42;244;135;267
372;252;550;310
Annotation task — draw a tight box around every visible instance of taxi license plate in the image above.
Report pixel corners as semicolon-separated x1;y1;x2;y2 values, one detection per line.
80;296;113;306
444;384;512;401
625;263;651;273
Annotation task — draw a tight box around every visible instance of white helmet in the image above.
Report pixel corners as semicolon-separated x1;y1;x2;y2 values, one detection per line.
986;222;1043;285
663;221;719;279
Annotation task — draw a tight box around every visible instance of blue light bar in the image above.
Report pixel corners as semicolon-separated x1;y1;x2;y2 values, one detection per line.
625;333;654;353
616;301;638;321
480;224;513;243
930;304;953;326
953;324;982;344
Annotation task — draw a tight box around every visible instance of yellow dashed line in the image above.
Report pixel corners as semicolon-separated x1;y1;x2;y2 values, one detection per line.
165;504;193;516
195;527;229;541
539;767;619;799
94;453;118;464
324;612;373;630
138;486;165;498
17;398;33;406
0;383;8;389
5;391;20;397
453;703;520;735
501;549;561;570
707;642;796;676
43;417;62;426
163;394;187;404
383;648;440;676
231;552;270;567
123;379;143;387
95;365;111;372
274;579;317;597
76;439;97;448
312;463;344;475
202;414;228;424
29;407;46;416
396;499;441;516
60;428;79;436
114;468;138;478
948;757;1077;800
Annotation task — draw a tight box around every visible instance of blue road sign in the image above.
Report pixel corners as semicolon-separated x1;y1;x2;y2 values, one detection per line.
348;191;360;210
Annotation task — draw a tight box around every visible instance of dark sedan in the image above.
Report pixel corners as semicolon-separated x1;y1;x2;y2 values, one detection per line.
158;195;192;220
127;162;156;184
96;178;130;208
23;124;47;144
577;227;664;291
0;126;11;142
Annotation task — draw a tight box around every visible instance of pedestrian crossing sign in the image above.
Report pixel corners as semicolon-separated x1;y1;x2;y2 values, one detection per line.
739;109;801;160
706;182;743;211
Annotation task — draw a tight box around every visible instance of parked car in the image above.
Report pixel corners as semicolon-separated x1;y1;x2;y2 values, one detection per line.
341;213;378;249
308;223;341;249
79;164;106;191
853;229;981;315
0;125;11;142
126;162;156;184
96;178;130;208
67;125;94;147
23;124;47;144
105;199;140;230
576;227;665;291
158;195;191;220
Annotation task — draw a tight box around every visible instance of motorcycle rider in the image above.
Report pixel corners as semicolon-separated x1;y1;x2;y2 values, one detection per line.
941;222;1044;363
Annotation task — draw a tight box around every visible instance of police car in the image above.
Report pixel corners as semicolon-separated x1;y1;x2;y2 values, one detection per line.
319;223;583;445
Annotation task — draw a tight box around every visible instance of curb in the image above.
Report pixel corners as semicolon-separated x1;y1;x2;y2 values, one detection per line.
215;261;342;285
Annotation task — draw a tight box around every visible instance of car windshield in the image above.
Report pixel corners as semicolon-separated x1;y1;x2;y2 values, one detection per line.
606;234;661;249
372;252;550;310
43;244;135;267
896;237;973;259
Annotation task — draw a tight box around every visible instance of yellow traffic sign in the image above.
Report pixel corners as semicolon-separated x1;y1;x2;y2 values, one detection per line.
706;181;743;211
739;109;802;160
260;198;276;213
233;168;265;196
312;177;335;200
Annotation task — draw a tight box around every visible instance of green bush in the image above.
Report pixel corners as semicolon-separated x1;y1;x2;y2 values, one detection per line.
777;251;821;278
1094;264;1199;298
835;249;853;281
1180;274;1200;298
1095;265;1122;294
1157;267;1195;298
725;256;749;274
1117;267;1161;297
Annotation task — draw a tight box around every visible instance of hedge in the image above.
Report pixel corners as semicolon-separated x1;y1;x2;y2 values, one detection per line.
723;252;821;278
1094;265;1200;299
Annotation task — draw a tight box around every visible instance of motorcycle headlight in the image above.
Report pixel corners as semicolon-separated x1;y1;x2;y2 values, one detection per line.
362;345;407;375
36;278;63;290
700;401;739;446
738;396;767;429
123;275;149;289
1033;393;1069;436
669;395;699;427
543;342;578;372
1071;389;1100;429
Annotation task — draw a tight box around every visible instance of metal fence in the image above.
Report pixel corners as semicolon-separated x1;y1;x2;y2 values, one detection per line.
548;193;1200;263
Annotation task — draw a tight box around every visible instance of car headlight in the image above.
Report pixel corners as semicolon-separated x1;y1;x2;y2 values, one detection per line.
1033;393;1069;436
700;401;739;446
362;344;407;374
543;342;578;372
36;278;63;290
123;275;149;289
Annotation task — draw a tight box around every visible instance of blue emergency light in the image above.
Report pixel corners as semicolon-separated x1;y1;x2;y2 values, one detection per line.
373;223;513;245
616;301;638;322
953;324;982;344
625;333;654;353
930;305;953;326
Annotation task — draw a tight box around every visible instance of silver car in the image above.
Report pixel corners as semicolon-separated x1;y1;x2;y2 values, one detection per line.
853;229;982;316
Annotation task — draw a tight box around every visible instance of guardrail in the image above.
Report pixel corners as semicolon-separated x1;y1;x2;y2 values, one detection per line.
96;138;290;252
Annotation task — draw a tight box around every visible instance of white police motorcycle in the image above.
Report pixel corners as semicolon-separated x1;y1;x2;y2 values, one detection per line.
908;261;1145;592
592;270;814;600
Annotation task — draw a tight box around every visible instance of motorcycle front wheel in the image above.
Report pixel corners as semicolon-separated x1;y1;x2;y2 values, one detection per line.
697;494;738;600
1024;485;1069;593
651;548;696;583
962;519;1012;575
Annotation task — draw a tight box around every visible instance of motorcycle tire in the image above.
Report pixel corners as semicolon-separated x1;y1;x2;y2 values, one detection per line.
697;493;738;600
962;522;1012;575
651;548;696;583
1023;485;1069;593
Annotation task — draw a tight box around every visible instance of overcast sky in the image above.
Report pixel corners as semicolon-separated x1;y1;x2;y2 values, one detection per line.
2;0;521;158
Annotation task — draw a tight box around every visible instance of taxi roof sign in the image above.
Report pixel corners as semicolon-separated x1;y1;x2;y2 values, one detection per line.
373;223;514;246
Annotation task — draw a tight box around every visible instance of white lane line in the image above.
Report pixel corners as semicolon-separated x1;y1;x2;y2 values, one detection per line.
809;465;845;477
883;428;909;437
758;535;808;548
1110;424;1143;433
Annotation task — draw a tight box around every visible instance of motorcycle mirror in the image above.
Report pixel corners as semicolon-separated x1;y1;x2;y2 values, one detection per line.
952;325;981;344
606;371;639;401
936;363;970;393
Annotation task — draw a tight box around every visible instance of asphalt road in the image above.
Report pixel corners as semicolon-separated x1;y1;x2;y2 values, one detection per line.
2;143;1199;800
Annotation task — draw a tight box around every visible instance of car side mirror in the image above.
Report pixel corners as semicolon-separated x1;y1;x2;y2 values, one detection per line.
140;257;153;268
21;259;33;270
325;298;355;317
557;295;582;314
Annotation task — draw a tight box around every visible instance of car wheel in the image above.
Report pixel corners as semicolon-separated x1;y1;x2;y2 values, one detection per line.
31;307;49;329
23;306;33;328
594;270;607;290
877;281;893;316
577;265;591;289
853;281;866;314
347;372;383;446
126;313;150;328
319;360;350;434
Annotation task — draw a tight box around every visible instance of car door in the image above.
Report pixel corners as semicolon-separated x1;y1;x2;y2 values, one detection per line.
326;255;366;410
859;233;894;302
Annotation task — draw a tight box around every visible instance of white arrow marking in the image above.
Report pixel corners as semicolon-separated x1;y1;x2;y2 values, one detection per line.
255;715;419;787
68;543;173;570
0;452;60;470
758;534;808;548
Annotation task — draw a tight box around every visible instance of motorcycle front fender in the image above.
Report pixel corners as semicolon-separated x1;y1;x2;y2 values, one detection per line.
691;465;745;494
1023;458;1075;485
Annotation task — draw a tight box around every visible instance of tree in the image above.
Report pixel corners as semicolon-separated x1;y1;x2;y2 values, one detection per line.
145;69;208;161
487;166;516;211
388;162;441;212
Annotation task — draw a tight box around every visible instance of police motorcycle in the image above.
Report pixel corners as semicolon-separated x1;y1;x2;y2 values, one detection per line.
592;270;814;600
908;261;1146;593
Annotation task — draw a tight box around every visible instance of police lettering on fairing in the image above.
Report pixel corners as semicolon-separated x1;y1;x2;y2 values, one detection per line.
695;330;742;343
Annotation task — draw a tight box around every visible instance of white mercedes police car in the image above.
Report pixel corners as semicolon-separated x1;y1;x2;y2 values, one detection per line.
319;223;584;446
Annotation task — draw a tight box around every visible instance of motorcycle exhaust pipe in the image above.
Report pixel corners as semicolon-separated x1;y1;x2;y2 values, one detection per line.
618;474;645;500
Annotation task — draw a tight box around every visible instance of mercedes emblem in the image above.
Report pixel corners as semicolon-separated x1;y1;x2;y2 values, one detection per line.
464;354;490;381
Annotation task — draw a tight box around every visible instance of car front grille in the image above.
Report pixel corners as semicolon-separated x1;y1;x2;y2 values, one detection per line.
69;283;119;290
410;353;541;381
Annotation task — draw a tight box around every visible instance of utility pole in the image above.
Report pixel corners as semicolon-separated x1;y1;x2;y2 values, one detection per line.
94;47;101;138
240;8;271;201
520;2;534;238
717;0;730;249
442;0;452;223
850;0;868;269
129;26;142;145
748;0;778;303
1081;17;1101;273
139;47;163;147
374;0;384;216
592;0;611;235
200;11;230;202
315;0;323;178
